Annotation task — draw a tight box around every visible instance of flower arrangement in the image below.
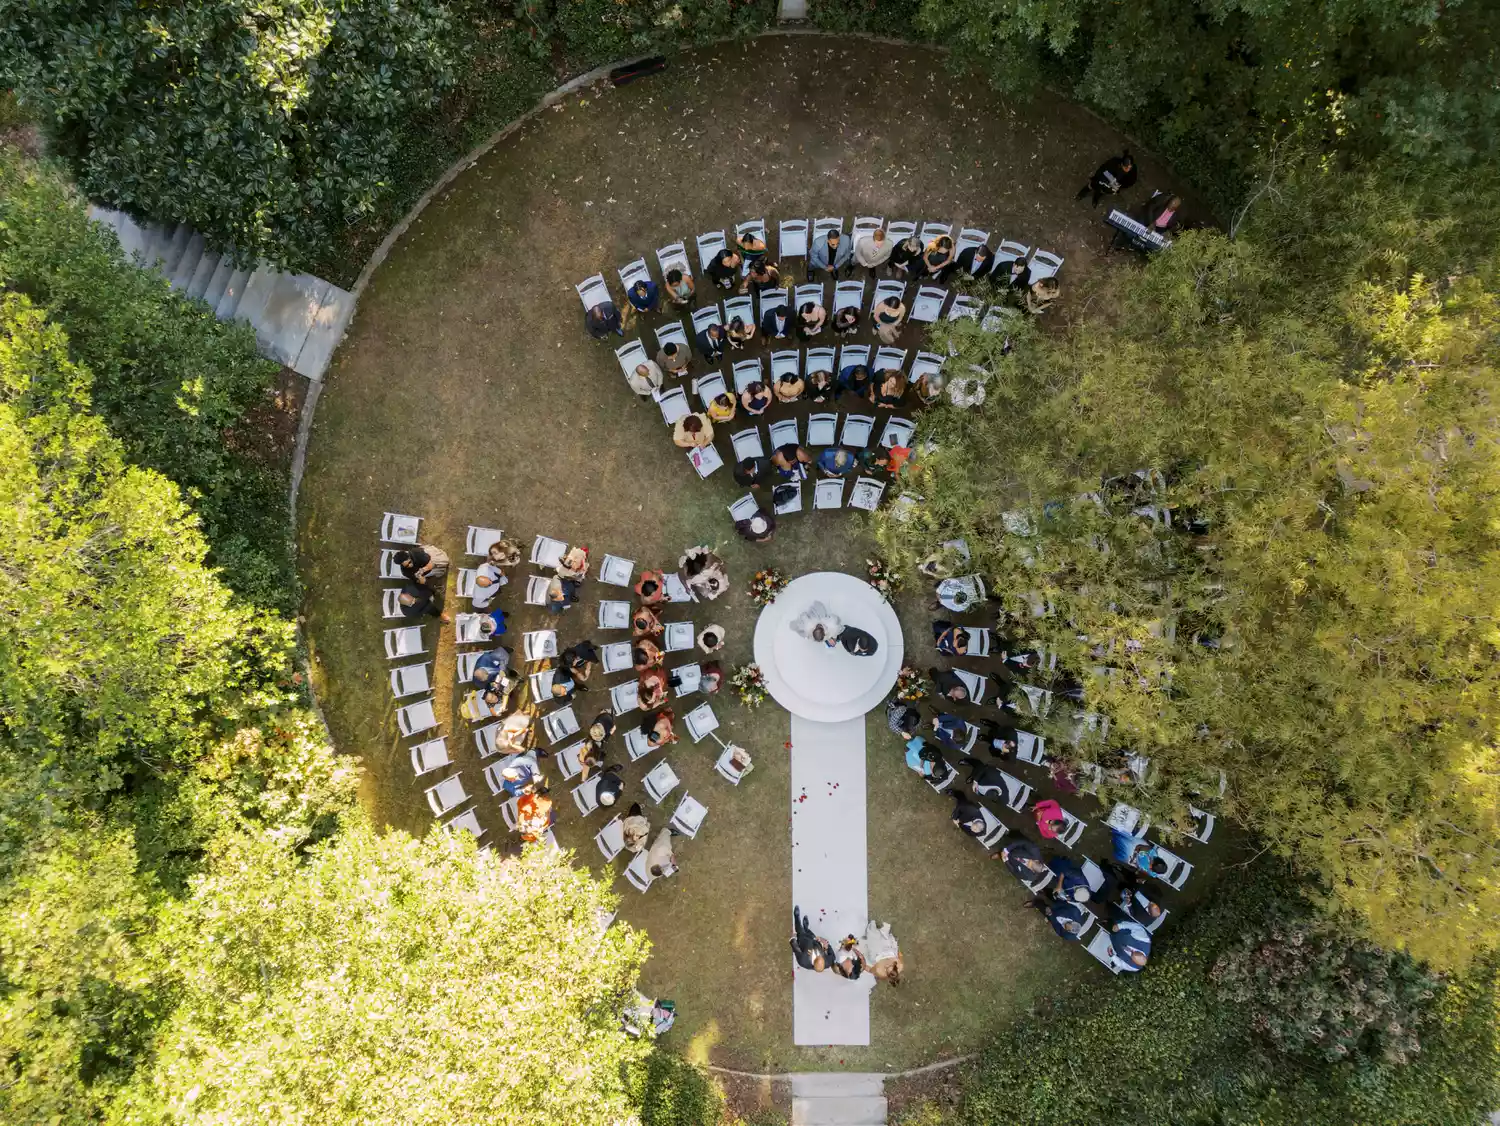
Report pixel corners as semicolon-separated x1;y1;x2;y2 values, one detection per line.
748;568;788;607
894;665;924;702
866;557;902;602
729;663;768;708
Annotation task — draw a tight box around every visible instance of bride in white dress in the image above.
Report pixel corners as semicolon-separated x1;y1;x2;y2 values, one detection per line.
858;920;902;984
789;601;843;645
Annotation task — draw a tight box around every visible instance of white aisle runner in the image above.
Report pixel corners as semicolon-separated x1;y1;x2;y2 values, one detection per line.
790;713;873;1046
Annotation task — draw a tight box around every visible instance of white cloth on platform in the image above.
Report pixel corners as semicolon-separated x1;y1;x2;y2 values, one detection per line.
789;601;843;644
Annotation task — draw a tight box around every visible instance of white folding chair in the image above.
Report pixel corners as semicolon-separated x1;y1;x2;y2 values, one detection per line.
774;479;803;514
995;239;1030;274
609;681;640;715
969;627;993;657
495;794;519;825
624;850;655;892
464;525;503;556
655;387;690;425
804;345;835;380
838;343;870;373
690;305;723;337
383;626;424;660
473;722;501;758
527;668;557;702
1154;844;1194;890
688;443;723;479
542;705;579;744
952;668;988;705
598;600;630;630
982;304;1020;334
853;215;884;240
522;630;558;660
409;737;450;777
696;229;728;273
833;280;866;313
793;282;825;313
1085;927;1125;975
381;588;404;619
731;358;763;395
396;698;438;737
664;573;692;602
768;418;800;449
555;741;584;782
1021;685;1054;718
872;278;907;310
378;549;404;580
728;494;760;522
731;427;765;461
735;217;767;259
694;371;728;411
1054;807;1087;849
714;744;751;784
879;416;916;449
600;641;632;674
992;770;1033;812
769;349;800;385
618;257;651;293
919;221;952;246
656;241;691;281
655;319;688;355
873;345;907;374
909;286;949;322
390;662;431;699
758;286;789;318
573;775;603;816
455;568;479;601
927;759;957;794
670;794;708;839
615;339;649;385
1015;730;1048;765
446;808;485;841
670;663;701;696
452;613;484;644
625;727;654;762
643;760;681;804
813;478;845;509
576;273;611;311
806;412;838;446
596;815;626;862
424;774;467;816
530;535;567;568
886;220;917;245
459;690;500;724
1028;250;1064;281
813;216;844;244
956;227;990;256
598;554;634;586
683;703;719;743
910;351;943;387
974;804;1008;850
848;477;886;512
778;219;810;264
380;512;421;544
947;294;983;321
663;621;695;652
723;295;754;330
840;414;874;447
1188;806;1216;844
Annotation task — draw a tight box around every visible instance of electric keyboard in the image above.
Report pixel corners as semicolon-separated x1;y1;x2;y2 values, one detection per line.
1106;209;1172;252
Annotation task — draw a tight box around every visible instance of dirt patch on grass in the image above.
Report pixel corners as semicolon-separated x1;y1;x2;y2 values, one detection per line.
299;36;1205;1070
226;366;304;473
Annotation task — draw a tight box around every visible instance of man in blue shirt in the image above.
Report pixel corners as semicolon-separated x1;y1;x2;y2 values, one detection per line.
816;447;858;477
623;277;658;329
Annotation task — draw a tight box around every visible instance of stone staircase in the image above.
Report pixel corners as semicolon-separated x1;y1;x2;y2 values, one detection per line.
791;1073;887;1125
87;207;355;382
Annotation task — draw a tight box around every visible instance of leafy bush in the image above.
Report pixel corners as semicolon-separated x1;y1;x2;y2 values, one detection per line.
624;1049;727;1126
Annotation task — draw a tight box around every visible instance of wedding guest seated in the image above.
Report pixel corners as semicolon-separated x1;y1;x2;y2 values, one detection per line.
545;575;581;615
930;666;970;702
646;825;676;878
1025;276;1060;315
810;229;853;281
922;235;955;278
516;787;555;842
499;757;538;797
872;295;906;344
706;245;743;289
932;620;970;656
622;802;651;852
953;241;994;281
760;301;793;339
796;301;826;340
561;640;599;682
981;719;1018;758
546;667;578;704
774;370;805;402
991;680;1023;715
1002;256;1032;293
888;233;923;278
915;367;947;406
734;508;776;543
395;544;450;586
1031;896;1089;942
807;369;836;403
471;558;507;610
632;604;663;638
634;570;667;605
1111;829;1171;880
586;712;616;745
578;738;606;781
904;735;952;784
1108;918;1152;970
771;443;812;480
817;447;859;477
734;456;768;489
678;546;728;600
707;391;737;424
657;339;690;377
832;306;860;335
735;228;768;268
495;712;531;754
697;625;725;654
556;545;589;579
1033;798;1068;840
624;276;659;326
596;762;626;808
625;359;663;398
741;380;773;415
873;368;908;407
1001;647;1042;675
933;712;975;751
585;301;622;339
696;322;727;363
672;412;715;449
997;837;1053;883
837;362;872;401
950;792;990;840
664;266;695;309
397;582;449;622
485;538;523;569
886;699;922;736
725;316;756;350
641;707;678;747
741;259;781;295
472;646;512;691
633;639;663;671
1044;855;1093;903
854;227;892;275
476;605;507;640
858;447;891;475
699;661;725;695
638;669;669;710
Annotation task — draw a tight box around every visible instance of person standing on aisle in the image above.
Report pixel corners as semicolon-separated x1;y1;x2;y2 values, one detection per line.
1075;151;1137;207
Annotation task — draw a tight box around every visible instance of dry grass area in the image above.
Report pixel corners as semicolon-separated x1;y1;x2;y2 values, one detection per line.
298;37;1208;1070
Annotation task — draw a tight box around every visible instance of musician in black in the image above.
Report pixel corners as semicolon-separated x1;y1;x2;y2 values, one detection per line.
1075;150;1136;207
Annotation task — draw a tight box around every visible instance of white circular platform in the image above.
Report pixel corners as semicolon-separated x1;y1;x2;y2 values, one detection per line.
752;571;905;722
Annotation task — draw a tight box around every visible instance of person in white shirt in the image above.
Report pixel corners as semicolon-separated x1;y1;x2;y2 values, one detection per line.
626;359;663;397
854;228;893;275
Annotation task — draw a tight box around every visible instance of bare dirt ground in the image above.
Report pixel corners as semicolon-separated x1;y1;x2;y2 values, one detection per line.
298;37;1206;1071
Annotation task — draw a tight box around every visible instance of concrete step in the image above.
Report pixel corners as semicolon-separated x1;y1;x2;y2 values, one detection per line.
790;1074;885;1098
168;233;207;290
289;281;356;379
157;223;194;276
215;266;255;320
185;247;221;301
201;255;237;311
791;1095;887;1125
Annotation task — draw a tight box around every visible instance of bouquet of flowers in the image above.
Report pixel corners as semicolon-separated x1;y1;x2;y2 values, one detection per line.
729;663;768;708
894;665;924;702
866;557;902;602
748;568;788;607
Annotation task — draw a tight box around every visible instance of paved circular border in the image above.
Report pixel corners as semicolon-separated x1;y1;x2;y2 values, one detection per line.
753;571;904;722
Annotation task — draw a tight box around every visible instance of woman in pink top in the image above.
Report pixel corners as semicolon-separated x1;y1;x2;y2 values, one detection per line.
1033;798;1067;840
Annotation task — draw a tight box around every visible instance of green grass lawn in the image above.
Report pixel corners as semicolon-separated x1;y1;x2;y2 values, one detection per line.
297;37;1215;1070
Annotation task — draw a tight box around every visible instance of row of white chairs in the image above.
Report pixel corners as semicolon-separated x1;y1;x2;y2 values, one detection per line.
729;472;886;519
